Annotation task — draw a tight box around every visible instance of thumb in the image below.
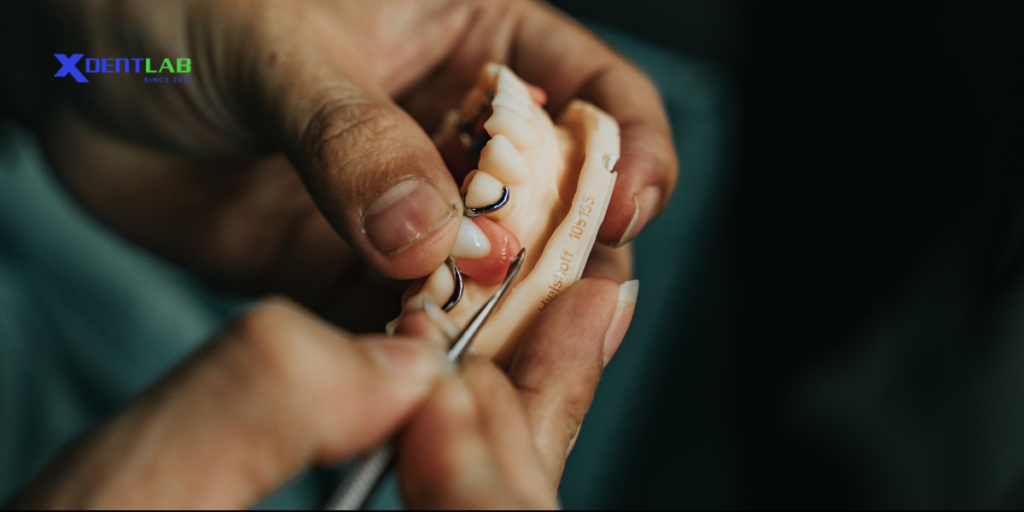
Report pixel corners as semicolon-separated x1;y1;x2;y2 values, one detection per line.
260;41;461;280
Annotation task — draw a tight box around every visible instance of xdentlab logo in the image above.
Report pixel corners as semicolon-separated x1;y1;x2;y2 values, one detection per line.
54;54;192;84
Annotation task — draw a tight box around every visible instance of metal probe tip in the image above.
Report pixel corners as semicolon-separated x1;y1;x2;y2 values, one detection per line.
446;247;525;362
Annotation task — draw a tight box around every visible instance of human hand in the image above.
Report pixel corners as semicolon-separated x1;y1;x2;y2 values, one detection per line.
6;0;673;325
395;277;637;508
9;276;635;508
8;298;443;508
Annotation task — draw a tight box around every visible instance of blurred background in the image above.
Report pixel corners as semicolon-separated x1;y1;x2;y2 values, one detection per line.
2;0;1023;509
546;0;1024;508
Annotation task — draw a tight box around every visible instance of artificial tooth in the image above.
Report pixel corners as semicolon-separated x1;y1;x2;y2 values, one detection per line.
450;217;491;259
498;68;531;98
492;90;534;120
406;264;455;312
496;80;532;106
465;171;505;209
479;135;531;184
485;106;541;150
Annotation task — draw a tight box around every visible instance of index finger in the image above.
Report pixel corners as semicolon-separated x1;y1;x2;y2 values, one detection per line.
511;2;679;247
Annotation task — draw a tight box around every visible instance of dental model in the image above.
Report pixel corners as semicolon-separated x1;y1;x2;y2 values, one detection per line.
393;63;620;365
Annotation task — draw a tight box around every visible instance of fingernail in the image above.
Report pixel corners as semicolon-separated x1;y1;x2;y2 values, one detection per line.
422;298;461;342
603;280;639;366
363;179;454;255
365;339;443;379
614;187;661;248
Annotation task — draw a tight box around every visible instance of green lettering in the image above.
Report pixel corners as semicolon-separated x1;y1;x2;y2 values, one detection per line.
176;58;191;73
145;58;156;73
159;58;175;73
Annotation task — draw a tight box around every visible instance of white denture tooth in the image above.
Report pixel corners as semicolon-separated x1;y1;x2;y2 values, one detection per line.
492;90;534;119
479;135;531;184
406;264;455;312
450;217;491;259
465;171;505;209
496;80;532;106
498;68;530;98
485;106;541;150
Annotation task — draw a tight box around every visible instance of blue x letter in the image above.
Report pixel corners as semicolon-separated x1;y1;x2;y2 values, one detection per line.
54;54;88;83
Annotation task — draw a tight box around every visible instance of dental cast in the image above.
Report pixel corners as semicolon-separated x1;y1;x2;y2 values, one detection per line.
397;63;620;365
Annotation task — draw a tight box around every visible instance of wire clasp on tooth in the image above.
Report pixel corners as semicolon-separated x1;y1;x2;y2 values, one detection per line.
442;257;464;312
464;186;509;218
445;186;510;312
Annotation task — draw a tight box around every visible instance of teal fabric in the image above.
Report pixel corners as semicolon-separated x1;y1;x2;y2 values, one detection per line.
0;25;736;509
0;121;256;500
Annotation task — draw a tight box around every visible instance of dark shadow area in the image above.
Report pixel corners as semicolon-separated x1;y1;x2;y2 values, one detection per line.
553;0;1024;508
551;0;750;74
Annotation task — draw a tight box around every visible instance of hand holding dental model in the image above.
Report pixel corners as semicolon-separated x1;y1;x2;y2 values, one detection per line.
15;282;636;509
2;0;674;507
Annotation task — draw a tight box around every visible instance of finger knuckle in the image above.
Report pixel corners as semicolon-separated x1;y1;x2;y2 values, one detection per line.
304;99;402;179
222;298;318;396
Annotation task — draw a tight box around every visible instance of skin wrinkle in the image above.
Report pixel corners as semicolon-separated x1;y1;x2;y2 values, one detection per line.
8;0;663;501
107;2;240;157
181;9;239;150
233;2;290;140
194;2;268;152
305;100;394;183
257;8;366;153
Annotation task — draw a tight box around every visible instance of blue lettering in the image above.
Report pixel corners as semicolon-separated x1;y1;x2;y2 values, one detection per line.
132;58;144;73
115;58;129;72
85;58;100;73
101;58;114;73
53;54;88;83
